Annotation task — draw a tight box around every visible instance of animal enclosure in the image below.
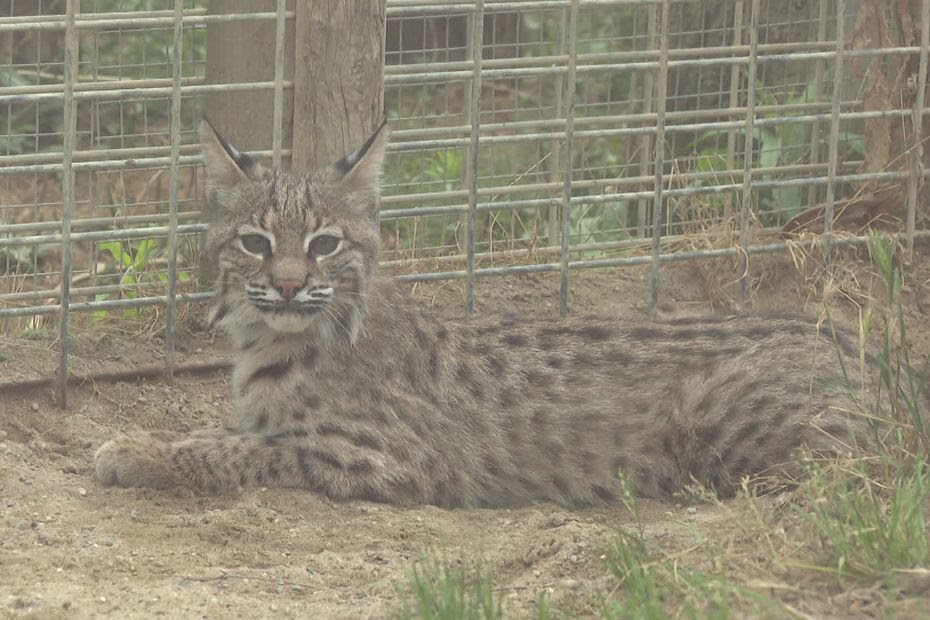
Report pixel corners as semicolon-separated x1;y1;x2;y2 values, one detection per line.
1;0;929;395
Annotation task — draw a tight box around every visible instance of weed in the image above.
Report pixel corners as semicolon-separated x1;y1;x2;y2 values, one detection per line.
690;78;865;223
791;235;929;589
604;478;785;619
94;238;190;319
394;552;503;620
800;456;929;583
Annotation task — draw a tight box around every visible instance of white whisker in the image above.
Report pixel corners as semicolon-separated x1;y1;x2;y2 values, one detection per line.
324;308;350;337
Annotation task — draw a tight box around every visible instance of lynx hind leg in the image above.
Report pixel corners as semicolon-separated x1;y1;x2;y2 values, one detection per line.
657;361;842;498
699;410;870;498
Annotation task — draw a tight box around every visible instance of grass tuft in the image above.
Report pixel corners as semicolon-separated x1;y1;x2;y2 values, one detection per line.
604;484;786;619
800;456;929;583
790;234;930;589
394;552;503;620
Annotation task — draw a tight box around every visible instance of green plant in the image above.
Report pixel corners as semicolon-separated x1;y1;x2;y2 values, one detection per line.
802;456;929;582
94;238;188;319
866;234;929;445
394;552;503;620
690;79;866;224
603;524;786;619
795;235;929;586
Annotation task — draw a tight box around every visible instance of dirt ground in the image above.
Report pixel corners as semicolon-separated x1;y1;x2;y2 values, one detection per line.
2;246;930;619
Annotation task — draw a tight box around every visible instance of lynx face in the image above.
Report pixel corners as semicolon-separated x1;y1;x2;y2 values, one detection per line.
199;121;390;338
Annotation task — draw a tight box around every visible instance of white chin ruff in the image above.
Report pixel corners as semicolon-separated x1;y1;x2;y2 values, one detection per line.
261;312;316;333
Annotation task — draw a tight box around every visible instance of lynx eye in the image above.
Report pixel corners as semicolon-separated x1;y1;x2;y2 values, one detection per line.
309;234;340;257
240;233;271;256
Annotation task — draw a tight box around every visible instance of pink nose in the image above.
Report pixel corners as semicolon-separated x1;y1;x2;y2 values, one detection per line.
275;280;303;300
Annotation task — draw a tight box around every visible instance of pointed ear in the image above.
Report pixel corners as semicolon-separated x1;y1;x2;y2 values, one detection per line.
333;121;391;194
198;119;262;199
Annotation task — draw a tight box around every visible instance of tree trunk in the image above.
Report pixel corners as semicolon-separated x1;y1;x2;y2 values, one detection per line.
205;0;295;157
291;0;388;172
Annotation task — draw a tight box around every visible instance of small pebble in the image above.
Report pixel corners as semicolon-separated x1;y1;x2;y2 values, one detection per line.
77;487;87;497
532;569;541;577
30;402;39;412
559;578;580;589
687;506;698;515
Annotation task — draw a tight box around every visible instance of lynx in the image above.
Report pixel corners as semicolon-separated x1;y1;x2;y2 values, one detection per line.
94;119;875;507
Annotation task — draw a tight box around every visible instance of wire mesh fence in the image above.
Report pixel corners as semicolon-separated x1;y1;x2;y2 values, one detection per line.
1;0;929;394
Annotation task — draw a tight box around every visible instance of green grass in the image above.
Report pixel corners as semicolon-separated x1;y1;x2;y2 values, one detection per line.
789;235;930;589
394;518;788;619
602;476;787;620
799;456;929;583
394;552;504;620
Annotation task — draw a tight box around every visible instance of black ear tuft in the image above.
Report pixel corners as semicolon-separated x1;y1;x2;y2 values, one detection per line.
334;120;389;177
198;119;264;200
202;117;258;174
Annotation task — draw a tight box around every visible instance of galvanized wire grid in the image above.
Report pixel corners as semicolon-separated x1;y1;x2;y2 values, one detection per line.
1;0;929;397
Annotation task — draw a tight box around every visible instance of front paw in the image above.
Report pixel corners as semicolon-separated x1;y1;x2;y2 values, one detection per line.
94;432;182;490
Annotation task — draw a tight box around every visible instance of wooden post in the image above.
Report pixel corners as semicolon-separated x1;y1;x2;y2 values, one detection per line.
205;0;295;158
291;0;388;172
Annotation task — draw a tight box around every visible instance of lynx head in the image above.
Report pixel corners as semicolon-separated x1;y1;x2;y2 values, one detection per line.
199;120;390;342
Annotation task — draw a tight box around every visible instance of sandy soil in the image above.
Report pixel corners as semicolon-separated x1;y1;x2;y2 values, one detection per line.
2;248;929;619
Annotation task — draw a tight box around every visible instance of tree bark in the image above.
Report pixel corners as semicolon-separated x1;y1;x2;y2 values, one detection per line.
290;0;387;172
205;0;295;157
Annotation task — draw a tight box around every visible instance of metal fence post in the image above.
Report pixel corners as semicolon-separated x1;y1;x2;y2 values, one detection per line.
558;0;579;317
738;0;760;304
58;0;79;407
637;2;658;238
724;0;744;221
649;0;670;313
165;0;183;382
465;0;485;313
823;0;847;261
906;0;929;255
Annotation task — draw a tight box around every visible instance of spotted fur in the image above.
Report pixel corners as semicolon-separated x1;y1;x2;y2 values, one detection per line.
95;120;881;507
